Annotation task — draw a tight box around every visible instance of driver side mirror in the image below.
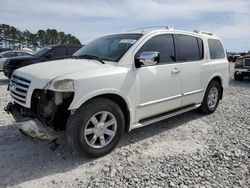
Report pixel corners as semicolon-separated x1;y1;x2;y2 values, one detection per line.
135;51;160;68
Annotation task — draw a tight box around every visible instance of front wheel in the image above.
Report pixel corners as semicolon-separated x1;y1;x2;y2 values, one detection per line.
66;97;125;158
199;81;221;114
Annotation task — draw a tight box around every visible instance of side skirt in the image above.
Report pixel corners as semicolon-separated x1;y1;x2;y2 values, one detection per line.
131;103;201;130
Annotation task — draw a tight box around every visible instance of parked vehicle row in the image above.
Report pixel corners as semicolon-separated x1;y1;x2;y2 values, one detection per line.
5;27;229;158
0;50;33;70
3;45;82;78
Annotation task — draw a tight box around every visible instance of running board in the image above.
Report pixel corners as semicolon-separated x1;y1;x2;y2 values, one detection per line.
131;104;201;130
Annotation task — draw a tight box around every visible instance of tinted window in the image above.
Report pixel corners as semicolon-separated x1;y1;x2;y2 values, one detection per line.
244;58;250;66
136;34;176;63
67;47;80;56
51;47;66;57
208;39;225;59
197;38;204;59
34;46;52;57
17;52;30;56
3;52;16;57
177;35;203;61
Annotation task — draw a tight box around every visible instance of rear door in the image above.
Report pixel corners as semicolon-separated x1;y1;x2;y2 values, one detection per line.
176;34;204;106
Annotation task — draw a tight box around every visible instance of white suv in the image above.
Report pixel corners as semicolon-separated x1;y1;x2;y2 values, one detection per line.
5;27;229;157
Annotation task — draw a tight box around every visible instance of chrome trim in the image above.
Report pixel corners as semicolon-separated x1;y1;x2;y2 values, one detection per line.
14;84;28;91
183;89;204;96
132;104;201;129
138;94;182;108
10;92;26;102
138;89;204;108
9;88;26;97
11;77;30;86
139;51;159;66
9;74;31;104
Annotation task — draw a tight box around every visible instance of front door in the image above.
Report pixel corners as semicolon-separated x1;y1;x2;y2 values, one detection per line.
134;34;182;121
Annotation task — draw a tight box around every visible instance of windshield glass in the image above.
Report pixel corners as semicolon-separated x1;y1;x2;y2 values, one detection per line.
73;34;142;62
33;46;53;57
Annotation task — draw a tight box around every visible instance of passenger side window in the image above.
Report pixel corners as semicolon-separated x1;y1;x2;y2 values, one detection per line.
208;39;225;59
136;34;176;63
177;34;203;61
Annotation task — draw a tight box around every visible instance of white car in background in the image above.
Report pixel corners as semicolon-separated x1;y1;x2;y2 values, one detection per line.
0;50;33;70
6;27;229;158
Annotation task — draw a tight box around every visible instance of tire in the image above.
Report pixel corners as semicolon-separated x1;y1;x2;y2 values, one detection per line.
234;73;243;81
66;97;125;158
199;80;221;114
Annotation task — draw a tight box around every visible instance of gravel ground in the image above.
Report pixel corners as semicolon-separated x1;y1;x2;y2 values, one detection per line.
0;64;249;188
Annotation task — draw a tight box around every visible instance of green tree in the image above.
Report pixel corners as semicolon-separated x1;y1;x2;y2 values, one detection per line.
37;30;46;47
0;23;82;49
58;31;67;44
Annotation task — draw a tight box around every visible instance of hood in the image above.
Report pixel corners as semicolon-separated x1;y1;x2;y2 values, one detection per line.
15;58;110;81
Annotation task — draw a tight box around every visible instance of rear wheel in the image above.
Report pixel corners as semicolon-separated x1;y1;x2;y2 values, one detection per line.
199;80;221;114
66;97;125;158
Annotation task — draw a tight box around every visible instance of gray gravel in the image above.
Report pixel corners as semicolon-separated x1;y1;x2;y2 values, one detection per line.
0;65;249;187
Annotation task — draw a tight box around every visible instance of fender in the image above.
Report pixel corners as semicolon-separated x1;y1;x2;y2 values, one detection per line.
68;88;135;127
206;73;226;88
69;88;133;110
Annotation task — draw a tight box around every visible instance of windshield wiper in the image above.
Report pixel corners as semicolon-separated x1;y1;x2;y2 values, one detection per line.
73;54;105;64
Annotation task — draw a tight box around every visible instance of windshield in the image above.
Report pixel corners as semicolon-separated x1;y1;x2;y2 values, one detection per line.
73;34;142;62
33;46;53;57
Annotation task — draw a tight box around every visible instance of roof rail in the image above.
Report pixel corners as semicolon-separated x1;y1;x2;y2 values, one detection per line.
127;26;173;33
193;30;215;36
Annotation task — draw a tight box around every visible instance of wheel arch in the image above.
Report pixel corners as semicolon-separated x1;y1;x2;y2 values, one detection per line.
69;91;132;132
207;75;223;100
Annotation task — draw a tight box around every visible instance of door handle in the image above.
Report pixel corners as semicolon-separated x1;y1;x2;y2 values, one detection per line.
171;68;181;74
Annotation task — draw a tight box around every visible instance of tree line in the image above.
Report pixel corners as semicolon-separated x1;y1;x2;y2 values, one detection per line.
0;24;81;50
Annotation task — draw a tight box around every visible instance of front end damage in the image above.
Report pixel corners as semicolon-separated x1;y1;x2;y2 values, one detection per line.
5;90;74;141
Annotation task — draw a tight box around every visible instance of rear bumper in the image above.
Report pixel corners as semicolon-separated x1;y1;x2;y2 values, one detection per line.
5;102;63;141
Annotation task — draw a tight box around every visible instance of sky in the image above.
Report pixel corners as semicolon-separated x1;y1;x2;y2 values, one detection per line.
0;0;250;52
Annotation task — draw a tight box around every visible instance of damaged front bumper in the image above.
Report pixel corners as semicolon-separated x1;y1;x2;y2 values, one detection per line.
4;102;64;141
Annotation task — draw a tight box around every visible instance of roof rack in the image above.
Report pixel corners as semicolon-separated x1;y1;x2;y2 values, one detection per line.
127;26;173;33
193;30;215;36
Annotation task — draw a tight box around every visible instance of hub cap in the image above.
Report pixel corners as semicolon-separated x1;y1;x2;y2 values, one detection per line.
84;111;117;149
207;87;219;109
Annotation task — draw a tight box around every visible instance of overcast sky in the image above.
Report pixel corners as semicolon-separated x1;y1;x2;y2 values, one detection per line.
0;0;249;52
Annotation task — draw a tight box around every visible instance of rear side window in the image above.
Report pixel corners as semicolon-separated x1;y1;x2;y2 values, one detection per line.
4;52;16;57
208;39;225;59
51;47;66;57
67;47;80;56
17;52;29;56
136;34;176;63
177;34;203;61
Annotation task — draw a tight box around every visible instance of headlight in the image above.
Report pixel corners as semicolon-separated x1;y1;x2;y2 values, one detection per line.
53;79;75;91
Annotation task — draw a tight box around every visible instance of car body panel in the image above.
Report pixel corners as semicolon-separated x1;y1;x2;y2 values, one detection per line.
10;29;229;131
